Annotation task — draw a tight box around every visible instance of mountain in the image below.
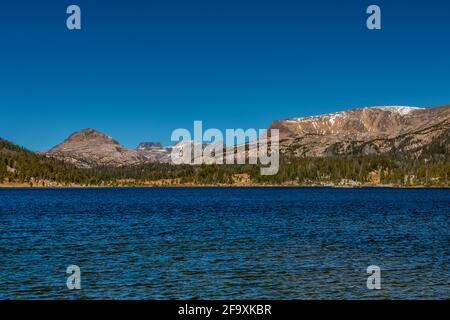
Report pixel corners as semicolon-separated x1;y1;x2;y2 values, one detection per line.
42;105;449;169
46;128;146;168
269;105;450;158
2;103;449;186
136;142;172;163
137;142;163;149
137;140;208;164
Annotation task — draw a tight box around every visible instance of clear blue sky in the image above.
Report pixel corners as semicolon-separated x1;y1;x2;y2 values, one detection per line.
1;0;450;150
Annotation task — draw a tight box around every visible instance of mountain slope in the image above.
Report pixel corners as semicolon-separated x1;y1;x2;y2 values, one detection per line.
46;128;146;168
0;138;93;185
269;105;450;158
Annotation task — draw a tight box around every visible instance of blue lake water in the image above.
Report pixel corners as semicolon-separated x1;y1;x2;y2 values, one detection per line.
0;187;448;299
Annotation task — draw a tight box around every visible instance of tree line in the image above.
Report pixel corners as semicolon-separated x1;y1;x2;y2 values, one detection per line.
1;137;448;187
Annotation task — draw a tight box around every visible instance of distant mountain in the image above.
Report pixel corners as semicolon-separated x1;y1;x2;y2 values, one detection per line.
42;105;449;169
137;142;163;149
46;128;146;168
269;105;450;158
45;129;180;168
136;142;172;163
136;140;207;164
2;103;449;186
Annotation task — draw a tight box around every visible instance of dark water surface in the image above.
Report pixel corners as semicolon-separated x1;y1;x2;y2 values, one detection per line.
0;187;448;299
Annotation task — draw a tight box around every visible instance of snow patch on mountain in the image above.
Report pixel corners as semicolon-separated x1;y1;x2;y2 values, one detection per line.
369;106;424;115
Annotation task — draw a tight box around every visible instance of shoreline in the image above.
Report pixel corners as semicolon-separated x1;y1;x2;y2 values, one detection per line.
0;183;448;189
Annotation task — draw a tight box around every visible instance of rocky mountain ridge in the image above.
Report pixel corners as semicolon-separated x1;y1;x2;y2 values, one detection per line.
269;105;450;157
42;105;449;168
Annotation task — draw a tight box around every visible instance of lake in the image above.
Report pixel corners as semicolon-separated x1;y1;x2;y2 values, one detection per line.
0;187;448;299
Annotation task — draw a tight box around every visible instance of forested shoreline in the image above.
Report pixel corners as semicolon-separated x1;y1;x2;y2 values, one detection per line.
1;138;449;187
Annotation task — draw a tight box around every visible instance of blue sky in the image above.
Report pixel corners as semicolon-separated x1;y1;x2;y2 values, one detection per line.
1;0;450;150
